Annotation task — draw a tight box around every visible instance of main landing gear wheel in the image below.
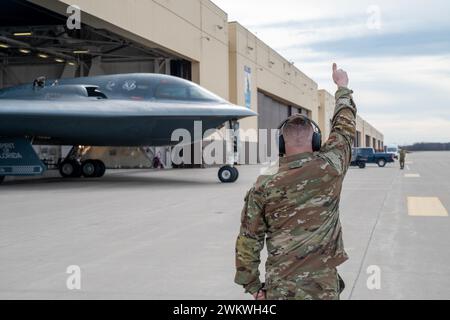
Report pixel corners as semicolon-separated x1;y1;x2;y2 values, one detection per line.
93;160;106;178
80;160;106;178
218;166;239;183
60;159;105;179
81;160;97;178
59;160;82;178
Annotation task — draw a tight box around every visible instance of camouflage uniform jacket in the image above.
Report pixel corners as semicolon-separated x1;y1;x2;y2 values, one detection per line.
400;150;406;162
235;87;357;295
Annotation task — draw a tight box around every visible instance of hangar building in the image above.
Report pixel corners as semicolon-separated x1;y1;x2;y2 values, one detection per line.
0;0;384;167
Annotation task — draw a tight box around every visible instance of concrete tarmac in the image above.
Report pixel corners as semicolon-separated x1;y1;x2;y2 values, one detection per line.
0;151;449;300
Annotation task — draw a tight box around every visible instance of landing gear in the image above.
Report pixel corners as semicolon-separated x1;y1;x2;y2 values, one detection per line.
218;119;240;183
60;159;106;178
218;166;239;183
81;160;105;178
59;146;106;179
59;160;82;178
81;160;96;178
93;160;106;178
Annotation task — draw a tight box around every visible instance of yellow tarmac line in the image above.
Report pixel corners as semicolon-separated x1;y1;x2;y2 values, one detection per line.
405;174;420;178
408;197;448;217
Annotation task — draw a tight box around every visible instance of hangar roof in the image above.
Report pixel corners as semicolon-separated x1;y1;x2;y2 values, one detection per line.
0;0;65;27
0;0;180;66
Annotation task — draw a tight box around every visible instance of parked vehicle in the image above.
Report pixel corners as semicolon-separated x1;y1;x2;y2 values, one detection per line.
353;148;395;167
351;148;368;169
385;144;399;160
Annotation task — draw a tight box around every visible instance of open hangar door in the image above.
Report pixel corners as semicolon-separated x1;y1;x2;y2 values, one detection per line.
257;90;311;161
0;0;193;169
258;90;311;129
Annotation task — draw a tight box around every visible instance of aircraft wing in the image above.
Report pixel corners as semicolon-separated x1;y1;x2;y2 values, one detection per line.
0;99;256;146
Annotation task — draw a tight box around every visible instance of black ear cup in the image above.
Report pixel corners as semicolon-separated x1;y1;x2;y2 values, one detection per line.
279;135;286;156
278;115;322;156
312;132;322;152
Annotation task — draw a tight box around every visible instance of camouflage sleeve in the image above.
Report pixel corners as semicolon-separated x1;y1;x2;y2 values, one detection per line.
319;87;357;175
234;186;267;295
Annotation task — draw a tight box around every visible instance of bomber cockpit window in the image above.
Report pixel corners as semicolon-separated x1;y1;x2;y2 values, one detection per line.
155;84;189;100
154;80;224;102
188;86;219;101
103;79;152;100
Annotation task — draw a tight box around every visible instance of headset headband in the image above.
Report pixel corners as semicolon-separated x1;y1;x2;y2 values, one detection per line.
278;114;321;134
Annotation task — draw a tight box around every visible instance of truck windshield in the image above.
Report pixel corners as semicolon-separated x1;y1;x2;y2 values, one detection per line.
358;149;372;155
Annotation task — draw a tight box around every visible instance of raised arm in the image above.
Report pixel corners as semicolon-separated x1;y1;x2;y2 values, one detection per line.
319;64;357;176
234;185;267;297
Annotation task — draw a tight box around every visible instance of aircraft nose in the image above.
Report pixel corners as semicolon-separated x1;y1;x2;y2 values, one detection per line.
230;104;258;118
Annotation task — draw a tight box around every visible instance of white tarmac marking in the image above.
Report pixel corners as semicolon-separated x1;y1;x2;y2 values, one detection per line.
407;197;448;217
405;174;420;178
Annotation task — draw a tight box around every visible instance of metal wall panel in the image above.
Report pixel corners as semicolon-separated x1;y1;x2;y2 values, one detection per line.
257;91;290;130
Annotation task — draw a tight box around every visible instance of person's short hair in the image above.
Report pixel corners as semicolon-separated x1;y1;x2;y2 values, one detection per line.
282;117;313;146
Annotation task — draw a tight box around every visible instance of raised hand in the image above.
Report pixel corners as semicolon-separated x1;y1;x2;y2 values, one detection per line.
332;63;349;88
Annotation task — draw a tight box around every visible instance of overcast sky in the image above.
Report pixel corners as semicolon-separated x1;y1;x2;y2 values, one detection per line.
212;0;450;145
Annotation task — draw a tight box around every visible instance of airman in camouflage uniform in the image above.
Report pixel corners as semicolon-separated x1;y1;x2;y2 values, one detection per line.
235;64;357;300
399;149;406;170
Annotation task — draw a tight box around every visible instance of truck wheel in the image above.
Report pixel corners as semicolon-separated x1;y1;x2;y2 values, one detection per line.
0;176;5;184
377;159;387;168
358;162;366;169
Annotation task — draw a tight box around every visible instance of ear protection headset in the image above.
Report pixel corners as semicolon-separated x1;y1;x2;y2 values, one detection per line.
278;114;322;156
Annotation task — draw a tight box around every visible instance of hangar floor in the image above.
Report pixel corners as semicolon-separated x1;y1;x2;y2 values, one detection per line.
0;152;449;300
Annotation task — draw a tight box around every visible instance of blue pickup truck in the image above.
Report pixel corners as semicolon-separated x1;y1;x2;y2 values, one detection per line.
351;148;395;168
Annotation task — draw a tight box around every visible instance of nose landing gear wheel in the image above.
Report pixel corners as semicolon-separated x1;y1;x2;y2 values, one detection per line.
218;166;239;183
